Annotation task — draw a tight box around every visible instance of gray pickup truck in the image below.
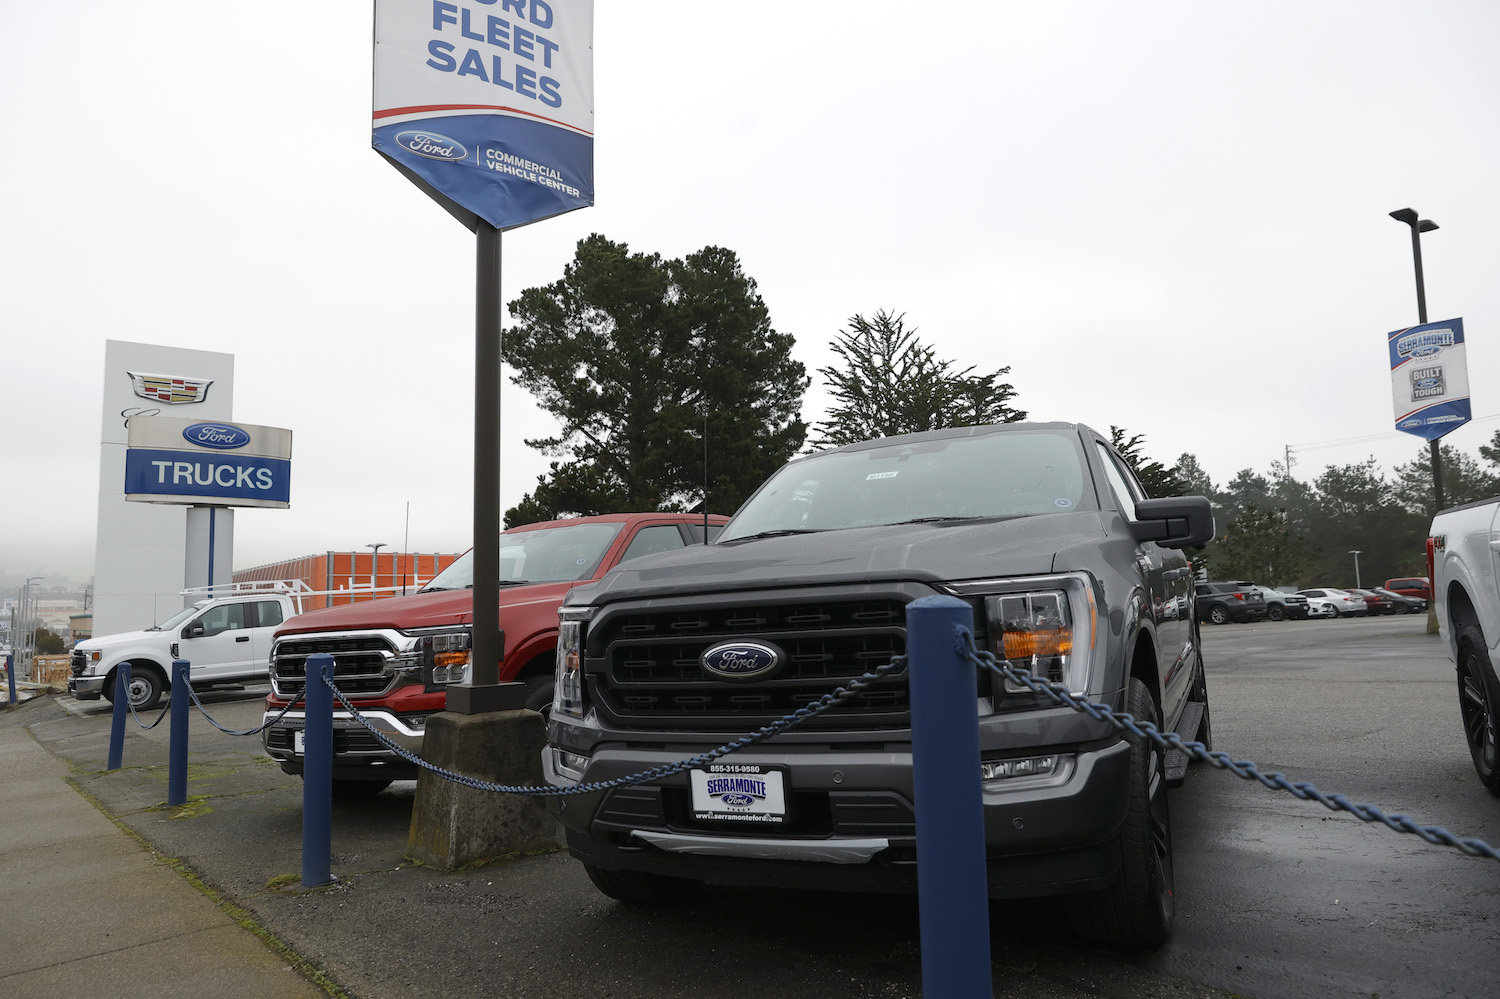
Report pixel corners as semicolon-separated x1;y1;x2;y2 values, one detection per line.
542;422;1214;947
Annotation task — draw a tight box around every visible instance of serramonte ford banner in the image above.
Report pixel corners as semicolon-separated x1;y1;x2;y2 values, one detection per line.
1389;317;1471;442
373;0;594;231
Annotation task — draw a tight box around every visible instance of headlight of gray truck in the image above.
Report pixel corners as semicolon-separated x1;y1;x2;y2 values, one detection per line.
944;572;1100;701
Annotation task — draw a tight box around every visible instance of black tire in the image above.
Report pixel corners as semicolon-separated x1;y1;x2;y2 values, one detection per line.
104;663;165;711
330;778;395;799
1330;607;1342;618
1067;677;1174;947
1266;603;1286;622
523;674;554;719
1456;622;1500;796
1394;603;1411;614
1208;604;1231;625
582;863;697;905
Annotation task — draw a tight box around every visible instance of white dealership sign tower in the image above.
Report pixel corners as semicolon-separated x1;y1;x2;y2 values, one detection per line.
94;341;235;636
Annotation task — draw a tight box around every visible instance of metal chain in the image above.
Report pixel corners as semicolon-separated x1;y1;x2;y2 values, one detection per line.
125;687;172;731
958;629;1500;863
322;657;908;797
185;683;304;737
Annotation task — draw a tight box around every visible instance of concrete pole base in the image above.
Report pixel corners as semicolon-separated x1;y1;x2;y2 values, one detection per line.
407;709;563;871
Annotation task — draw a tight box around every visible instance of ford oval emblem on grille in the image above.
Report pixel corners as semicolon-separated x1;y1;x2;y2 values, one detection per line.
700;640;783;681
395;130;468;161
182;423;251;450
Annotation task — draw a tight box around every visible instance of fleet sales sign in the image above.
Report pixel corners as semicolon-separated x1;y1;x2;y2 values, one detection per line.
1389;317;1472;442
373;0;594;231
124;415;293;509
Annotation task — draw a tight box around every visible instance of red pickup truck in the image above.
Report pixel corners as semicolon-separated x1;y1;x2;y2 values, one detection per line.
260;512;726;796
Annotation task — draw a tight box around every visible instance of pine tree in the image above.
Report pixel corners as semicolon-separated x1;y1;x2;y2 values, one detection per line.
501;235;809;526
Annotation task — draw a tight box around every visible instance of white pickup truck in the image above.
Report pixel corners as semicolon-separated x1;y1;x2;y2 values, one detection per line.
67;583;307;711
1429;500;1500;795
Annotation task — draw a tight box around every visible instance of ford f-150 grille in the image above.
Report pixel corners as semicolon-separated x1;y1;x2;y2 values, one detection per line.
587;596;913;731
272;635;397;697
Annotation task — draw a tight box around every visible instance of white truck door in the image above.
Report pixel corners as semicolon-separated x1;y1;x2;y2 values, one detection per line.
178;600;256;680
247;599;287;680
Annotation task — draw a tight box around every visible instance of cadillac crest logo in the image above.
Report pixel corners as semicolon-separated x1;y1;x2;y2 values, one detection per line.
700;640;784;681
128;371;214;405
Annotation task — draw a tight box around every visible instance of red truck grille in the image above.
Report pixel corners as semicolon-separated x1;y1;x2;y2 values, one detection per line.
271;635;396;697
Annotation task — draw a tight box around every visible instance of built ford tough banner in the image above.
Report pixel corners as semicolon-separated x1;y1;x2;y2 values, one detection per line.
373;0;594;231
1389;317;1471;442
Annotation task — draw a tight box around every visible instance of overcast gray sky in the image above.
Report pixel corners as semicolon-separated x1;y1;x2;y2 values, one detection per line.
4;1;1498;589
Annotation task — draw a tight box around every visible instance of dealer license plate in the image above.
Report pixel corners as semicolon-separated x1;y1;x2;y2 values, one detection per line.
689;764;787;824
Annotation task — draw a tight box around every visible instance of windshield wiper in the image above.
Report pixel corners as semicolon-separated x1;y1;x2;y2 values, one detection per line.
497;580;532;587
889;516;979;525
723;529;824;544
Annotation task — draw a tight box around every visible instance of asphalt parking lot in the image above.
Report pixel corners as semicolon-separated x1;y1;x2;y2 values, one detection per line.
8;614;1499;999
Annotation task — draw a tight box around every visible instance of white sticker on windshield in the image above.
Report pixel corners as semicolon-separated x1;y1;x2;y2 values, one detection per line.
866;471;899;480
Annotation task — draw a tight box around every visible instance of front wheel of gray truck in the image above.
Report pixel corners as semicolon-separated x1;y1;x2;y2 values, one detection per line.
1067;677;1174;947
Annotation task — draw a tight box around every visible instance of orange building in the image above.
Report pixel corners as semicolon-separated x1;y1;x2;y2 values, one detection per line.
233;551;461;611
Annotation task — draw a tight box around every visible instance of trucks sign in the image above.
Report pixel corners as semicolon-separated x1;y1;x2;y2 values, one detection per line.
124;415;293;509
1389;317;1471;441
372;0;594;231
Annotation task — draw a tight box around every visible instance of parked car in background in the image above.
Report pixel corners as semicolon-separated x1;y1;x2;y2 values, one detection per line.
1233;583;1309;621
1345;588;1394;616
1372;586;1428;613
1384;576;1432;601
1303;596;1337;618
1196;581;1269;624
1296;587;1368;617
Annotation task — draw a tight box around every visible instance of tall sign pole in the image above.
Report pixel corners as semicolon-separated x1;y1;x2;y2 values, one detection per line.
373;1;595;712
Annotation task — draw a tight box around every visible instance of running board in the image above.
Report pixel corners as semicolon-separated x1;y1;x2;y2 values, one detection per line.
1165;700;1204;784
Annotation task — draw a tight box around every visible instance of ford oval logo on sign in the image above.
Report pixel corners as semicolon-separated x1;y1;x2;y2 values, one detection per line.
394;130;468;161
701;641;783;681
182;423;251;450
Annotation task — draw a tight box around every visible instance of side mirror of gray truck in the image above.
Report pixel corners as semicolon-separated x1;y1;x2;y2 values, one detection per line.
1129;496;1215;548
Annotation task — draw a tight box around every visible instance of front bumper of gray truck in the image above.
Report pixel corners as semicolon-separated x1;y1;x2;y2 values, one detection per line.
543;576;1133;898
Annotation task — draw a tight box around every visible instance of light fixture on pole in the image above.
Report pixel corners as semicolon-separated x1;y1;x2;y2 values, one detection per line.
366;543;387;591
1348;550;1363;590
1389;207;1445;510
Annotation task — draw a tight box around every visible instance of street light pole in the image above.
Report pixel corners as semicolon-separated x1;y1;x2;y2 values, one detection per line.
22;576;43;671
1348;550;1362;590
366;543;387;593
1389;208;1445;511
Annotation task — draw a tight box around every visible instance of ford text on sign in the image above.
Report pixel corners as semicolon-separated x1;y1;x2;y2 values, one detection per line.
125;414;293;510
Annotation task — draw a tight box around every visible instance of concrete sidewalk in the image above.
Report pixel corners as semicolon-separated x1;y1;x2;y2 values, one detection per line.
0;697;329;999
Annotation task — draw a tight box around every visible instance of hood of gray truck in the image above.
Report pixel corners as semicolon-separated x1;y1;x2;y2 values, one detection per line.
573;511;1111;604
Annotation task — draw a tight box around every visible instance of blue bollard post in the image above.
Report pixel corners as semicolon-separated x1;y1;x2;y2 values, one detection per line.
906;595;992;998
301;652;334;888
107;662;132;771
167;659;190;806
5;653;16;706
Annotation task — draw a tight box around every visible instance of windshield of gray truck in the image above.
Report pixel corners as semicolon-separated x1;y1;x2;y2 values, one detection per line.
718;430;1091;542
419;522;625;590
